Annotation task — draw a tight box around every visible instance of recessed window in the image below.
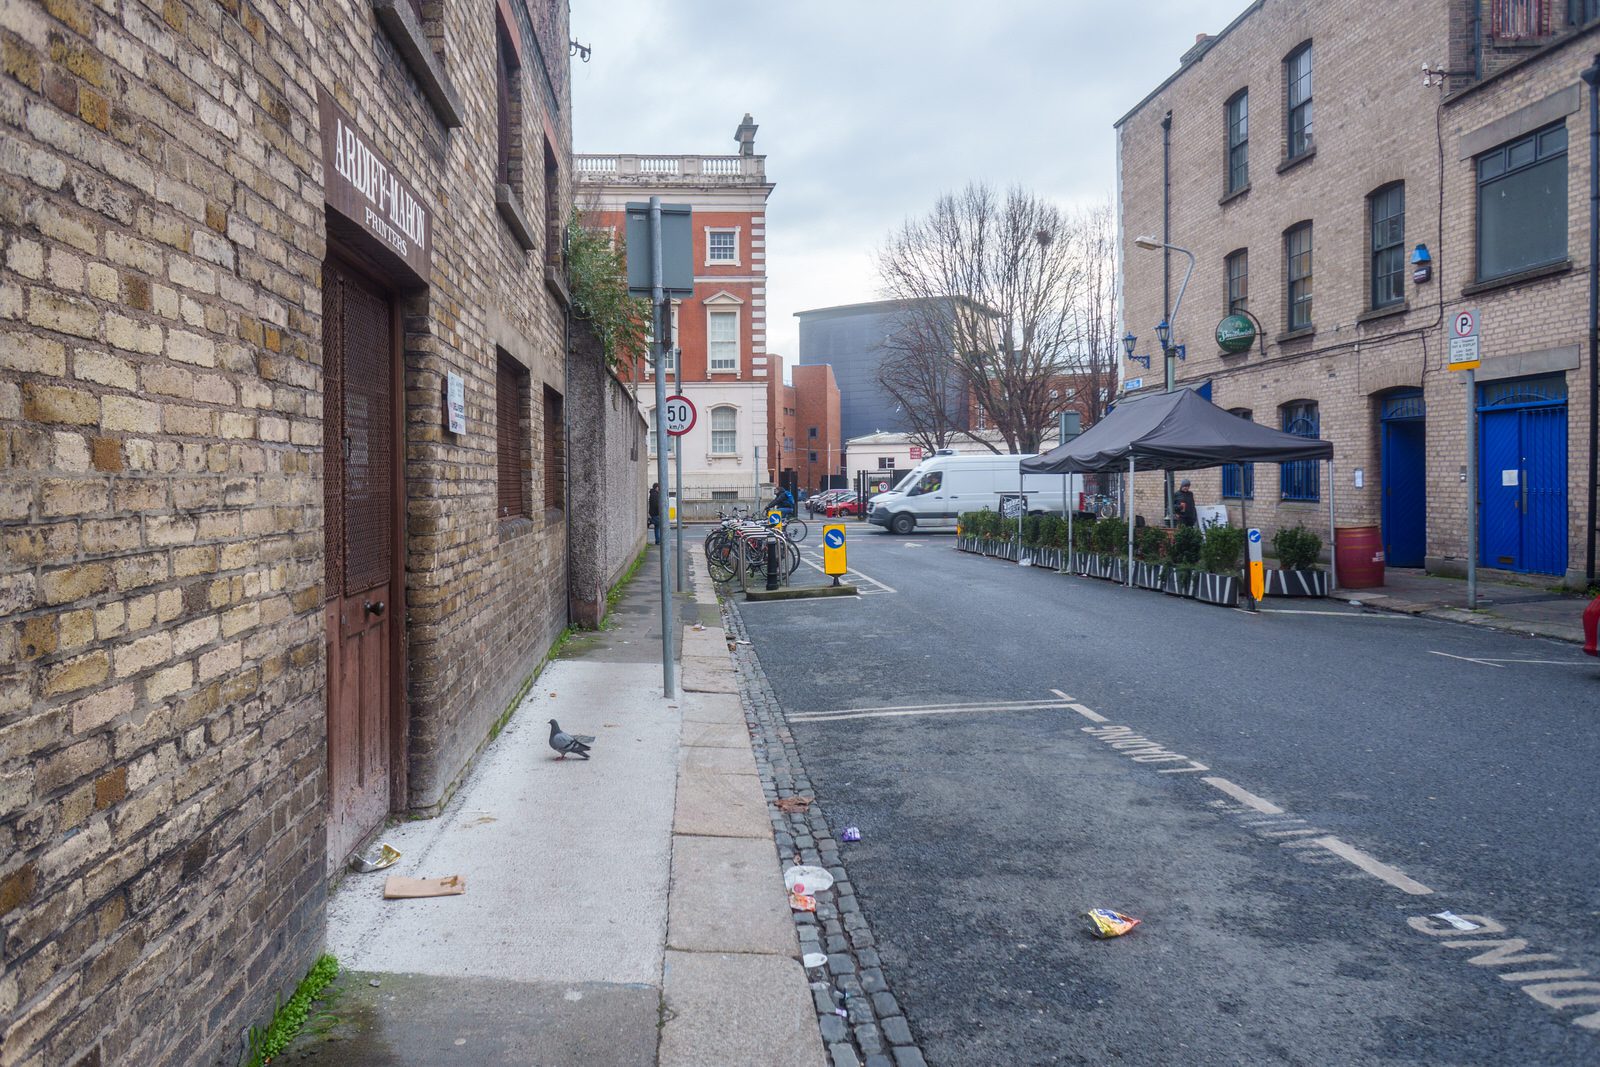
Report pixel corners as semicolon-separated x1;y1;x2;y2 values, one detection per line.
708;230;737;263
1369;183;1405;308
1285;223;1313;330
543;385;564;511
1225;249;1248;314
1476;123;1568;281
543;137;561;269
878;457;895;469
1222;408;1254;499
496;352;529;519
1285;43;1313;159
708;310;738;372
495;20;521;193
710;405;738;454
808;451;819;462
808;426;818;439
1280;400;1319;502
1226;89;1248;193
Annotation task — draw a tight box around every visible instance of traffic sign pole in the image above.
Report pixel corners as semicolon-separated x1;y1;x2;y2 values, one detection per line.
650;198;676;699
1450;309;1480;609
1247;527;1264;611
672;345;683;594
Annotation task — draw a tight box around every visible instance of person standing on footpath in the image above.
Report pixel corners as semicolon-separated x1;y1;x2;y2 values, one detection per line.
1174;478;1198;527
647;482;661;545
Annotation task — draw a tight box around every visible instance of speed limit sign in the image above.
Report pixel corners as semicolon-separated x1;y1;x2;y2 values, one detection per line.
662;394;696;436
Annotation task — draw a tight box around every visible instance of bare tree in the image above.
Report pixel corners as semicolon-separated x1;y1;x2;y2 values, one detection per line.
876;184;1088;454
1064;200;1120;430
874;300;967;456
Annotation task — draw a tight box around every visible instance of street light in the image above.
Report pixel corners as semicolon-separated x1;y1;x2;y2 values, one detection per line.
1122;332;1136;359
1134;235;1198;524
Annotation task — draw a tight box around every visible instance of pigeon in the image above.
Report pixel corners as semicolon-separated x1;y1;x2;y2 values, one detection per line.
548;719;594;760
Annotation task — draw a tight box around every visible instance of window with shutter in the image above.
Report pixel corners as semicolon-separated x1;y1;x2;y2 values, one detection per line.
543;385;565;511
497;353;529;519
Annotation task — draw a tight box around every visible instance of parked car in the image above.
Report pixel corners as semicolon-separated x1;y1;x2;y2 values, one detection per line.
825;494;861;518
1584;591;1599;657
806;490;844;516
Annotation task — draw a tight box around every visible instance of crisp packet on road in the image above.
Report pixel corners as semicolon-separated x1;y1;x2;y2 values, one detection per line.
789;892;817;912
841;826;861;842
1086;909;1141;938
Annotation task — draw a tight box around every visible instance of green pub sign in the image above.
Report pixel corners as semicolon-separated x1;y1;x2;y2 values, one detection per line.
1216;314;1255;353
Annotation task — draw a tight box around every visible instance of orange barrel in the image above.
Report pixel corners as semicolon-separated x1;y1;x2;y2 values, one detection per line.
1335;525;1384;588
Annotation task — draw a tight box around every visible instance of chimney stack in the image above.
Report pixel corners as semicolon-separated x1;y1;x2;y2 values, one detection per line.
735;113;758;157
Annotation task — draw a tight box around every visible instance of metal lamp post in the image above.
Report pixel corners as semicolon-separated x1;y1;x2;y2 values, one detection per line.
1134;236;1195;525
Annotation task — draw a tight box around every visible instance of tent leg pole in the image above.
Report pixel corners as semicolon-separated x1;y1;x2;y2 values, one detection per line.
1063;475;1073;574
1328;458;1338;591
1126;457;1135;588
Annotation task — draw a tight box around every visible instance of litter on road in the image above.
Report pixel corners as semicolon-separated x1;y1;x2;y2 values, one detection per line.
841;826;862;842
1431;910;1481;932
383;875;466;899
785;865;834;895
1086;909;1141;938
348;843;402;873
789;892;817;912
776;795;814;813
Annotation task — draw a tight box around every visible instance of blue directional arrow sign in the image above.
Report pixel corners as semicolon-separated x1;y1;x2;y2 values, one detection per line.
824;529;844;549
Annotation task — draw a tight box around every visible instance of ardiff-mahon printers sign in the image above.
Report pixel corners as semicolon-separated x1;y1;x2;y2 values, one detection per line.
318;91;431;278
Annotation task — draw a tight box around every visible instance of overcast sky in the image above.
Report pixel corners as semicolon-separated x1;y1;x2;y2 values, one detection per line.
571;0;1245;365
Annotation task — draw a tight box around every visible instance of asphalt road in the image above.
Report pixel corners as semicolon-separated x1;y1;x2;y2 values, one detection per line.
736;530;1600;1066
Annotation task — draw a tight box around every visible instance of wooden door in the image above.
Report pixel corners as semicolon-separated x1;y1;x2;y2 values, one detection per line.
323;258;396;868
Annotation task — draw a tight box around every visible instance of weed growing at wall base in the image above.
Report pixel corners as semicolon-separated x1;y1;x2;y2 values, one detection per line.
246;954;338;1066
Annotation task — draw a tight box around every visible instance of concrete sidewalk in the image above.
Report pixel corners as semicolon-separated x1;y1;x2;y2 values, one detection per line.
1339;567;1591;644
281;547;823;1067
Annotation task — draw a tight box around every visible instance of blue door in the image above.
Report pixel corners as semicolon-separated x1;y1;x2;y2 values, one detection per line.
1380;391;1426;567
1477;376;1568;576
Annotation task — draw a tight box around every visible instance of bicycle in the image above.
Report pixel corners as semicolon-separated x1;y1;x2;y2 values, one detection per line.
1083;493;1120;519
705;511;800;583
766;509;808;544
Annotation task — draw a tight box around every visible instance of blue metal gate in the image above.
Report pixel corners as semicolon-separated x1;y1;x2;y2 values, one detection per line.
1380;391;1426;567
1477;375;1568;575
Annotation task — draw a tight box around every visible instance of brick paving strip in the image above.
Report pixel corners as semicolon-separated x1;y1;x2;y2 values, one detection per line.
722;591;931;1067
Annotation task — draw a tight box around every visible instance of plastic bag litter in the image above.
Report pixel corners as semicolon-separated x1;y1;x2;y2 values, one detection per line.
1086;909;1141;938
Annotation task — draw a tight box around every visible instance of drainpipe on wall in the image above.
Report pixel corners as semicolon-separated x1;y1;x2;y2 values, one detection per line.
1582;56;1600;586
1161;109;1174;525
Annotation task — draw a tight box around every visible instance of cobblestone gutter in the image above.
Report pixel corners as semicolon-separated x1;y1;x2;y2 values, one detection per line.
724;600;930;1067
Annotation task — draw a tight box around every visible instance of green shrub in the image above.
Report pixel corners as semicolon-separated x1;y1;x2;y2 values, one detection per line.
1200;524;1246;575
1072;517;1097;552
1272;524;1323;570
1092;516;1128;555
1167;525;1203;566
1021;513;1043;547
1134;525;1168;562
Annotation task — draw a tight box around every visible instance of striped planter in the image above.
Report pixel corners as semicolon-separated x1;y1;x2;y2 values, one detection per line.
1264;568;1330;597
1163;567;1196;597
1132;562;1165;591
1191;572;1240;607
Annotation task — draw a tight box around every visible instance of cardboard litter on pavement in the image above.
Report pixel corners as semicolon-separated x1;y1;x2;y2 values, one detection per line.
383;875;466;899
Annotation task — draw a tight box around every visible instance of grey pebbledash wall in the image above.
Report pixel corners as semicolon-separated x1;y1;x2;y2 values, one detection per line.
568;316;649;629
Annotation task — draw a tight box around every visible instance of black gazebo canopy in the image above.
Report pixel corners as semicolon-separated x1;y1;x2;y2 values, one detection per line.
1021;388;1333;474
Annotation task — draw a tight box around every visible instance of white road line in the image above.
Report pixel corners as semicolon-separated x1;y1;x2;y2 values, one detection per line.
789;702;1071;724
1313;836;1434;895
796;554;896;594
1256;608;1400;617
1202;777;1285;815
1428;650;1505;668
1050;689;1108;723
1477;658;1592;666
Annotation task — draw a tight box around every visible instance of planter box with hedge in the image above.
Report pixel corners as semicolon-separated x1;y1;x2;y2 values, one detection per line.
1192;523;1246;608
1265;525;1329;597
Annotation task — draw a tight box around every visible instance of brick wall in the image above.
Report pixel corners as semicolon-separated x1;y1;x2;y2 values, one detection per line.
1117;0;1594;582
0;0;576;1062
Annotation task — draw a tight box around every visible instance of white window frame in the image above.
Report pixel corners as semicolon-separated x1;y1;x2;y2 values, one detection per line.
707;306;740;374
710;405;739;455
644;302;679;377
705;226;741;266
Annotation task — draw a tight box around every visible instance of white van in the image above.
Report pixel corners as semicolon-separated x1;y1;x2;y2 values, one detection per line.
866;453;1083;534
